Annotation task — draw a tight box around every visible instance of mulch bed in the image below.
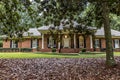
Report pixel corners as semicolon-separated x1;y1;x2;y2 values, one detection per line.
0;57;120;80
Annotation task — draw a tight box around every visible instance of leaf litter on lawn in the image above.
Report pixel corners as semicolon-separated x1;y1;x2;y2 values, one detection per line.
0;58;120;80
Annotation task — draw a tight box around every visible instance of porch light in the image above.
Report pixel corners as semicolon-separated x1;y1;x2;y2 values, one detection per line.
65;35;67;38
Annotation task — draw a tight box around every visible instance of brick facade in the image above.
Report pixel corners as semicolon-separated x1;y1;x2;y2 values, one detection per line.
2;34;120;53
3;40;10;48
21;39;31;48
101;38;106;48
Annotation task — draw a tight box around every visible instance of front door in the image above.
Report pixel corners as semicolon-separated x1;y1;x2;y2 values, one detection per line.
79;36;84;48
63;38;69;48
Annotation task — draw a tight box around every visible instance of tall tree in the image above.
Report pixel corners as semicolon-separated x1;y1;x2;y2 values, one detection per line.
0;0;31;40
88;0;120;66
31;0;120;67
102;1;116;66
110;14;120;31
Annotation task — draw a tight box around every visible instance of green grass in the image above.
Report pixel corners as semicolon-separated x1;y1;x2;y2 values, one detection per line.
0;52;119;59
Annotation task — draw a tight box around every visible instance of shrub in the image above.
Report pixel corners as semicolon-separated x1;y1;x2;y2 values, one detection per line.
52;48;56;52
0;48;32;52
0;48;19;52
37;46;40;51
11;48;19;52
20;48;32;52
81;48;86;52
101;48;106;52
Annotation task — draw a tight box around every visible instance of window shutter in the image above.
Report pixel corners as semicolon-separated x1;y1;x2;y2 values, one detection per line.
37;39;39;47
16;41;18;48
119;40;120;48
113;40;115;48
99;39;101;49
71;38;73;48
84;36;86;48
10;40;12;48
47;38;49;48
77;38;79;48
93;38;96;51
31;39;33;48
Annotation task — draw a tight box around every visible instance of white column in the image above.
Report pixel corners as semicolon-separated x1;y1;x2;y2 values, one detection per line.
58;35;61;49
90;35;93;48
58;42;60;49
42;33;44;49
74;34;76;48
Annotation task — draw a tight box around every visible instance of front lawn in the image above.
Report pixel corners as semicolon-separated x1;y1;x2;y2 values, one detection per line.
0;53;120;79
0;52;120;58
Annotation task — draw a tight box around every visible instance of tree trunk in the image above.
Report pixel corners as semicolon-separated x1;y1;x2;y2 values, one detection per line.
102;1;116;67
92;34;96;51
19;39;22;52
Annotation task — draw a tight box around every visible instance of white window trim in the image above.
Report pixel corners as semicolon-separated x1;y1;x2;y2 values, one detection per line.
48;36;55;48
114;39;119;48
95;39;99;48
11;40;17;48
32;39;37;49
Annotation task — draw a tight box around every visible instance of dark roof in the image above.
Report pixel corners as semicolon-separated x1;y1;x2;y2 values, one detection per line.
38;24;96;31
95;27;120;37
23;28;41;36
2;27;120;38
1;28;41;38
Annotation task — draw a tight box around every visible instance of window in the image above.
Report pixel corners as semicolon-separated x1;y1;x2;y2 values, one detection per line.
79;36;84;48
32;39;37;48
48;36;56;48
114;39;119;48
95;39;99;48
11;40;18;48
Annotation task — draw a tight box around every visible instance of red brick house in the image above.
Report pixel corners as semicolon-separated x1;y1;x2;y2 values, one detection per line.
2;27;120;53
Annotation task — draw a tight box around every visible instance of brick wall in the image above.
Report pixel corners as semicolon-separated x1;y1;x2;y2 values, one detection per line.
101;38;106;48
3;40;10;48
94;38;120;52
3;35;120;53
3;39;32;48
21;39;31;48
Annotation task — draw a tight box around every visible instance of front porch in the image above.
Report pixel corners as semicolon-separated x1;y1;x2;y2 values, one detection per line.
40;33;94;53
